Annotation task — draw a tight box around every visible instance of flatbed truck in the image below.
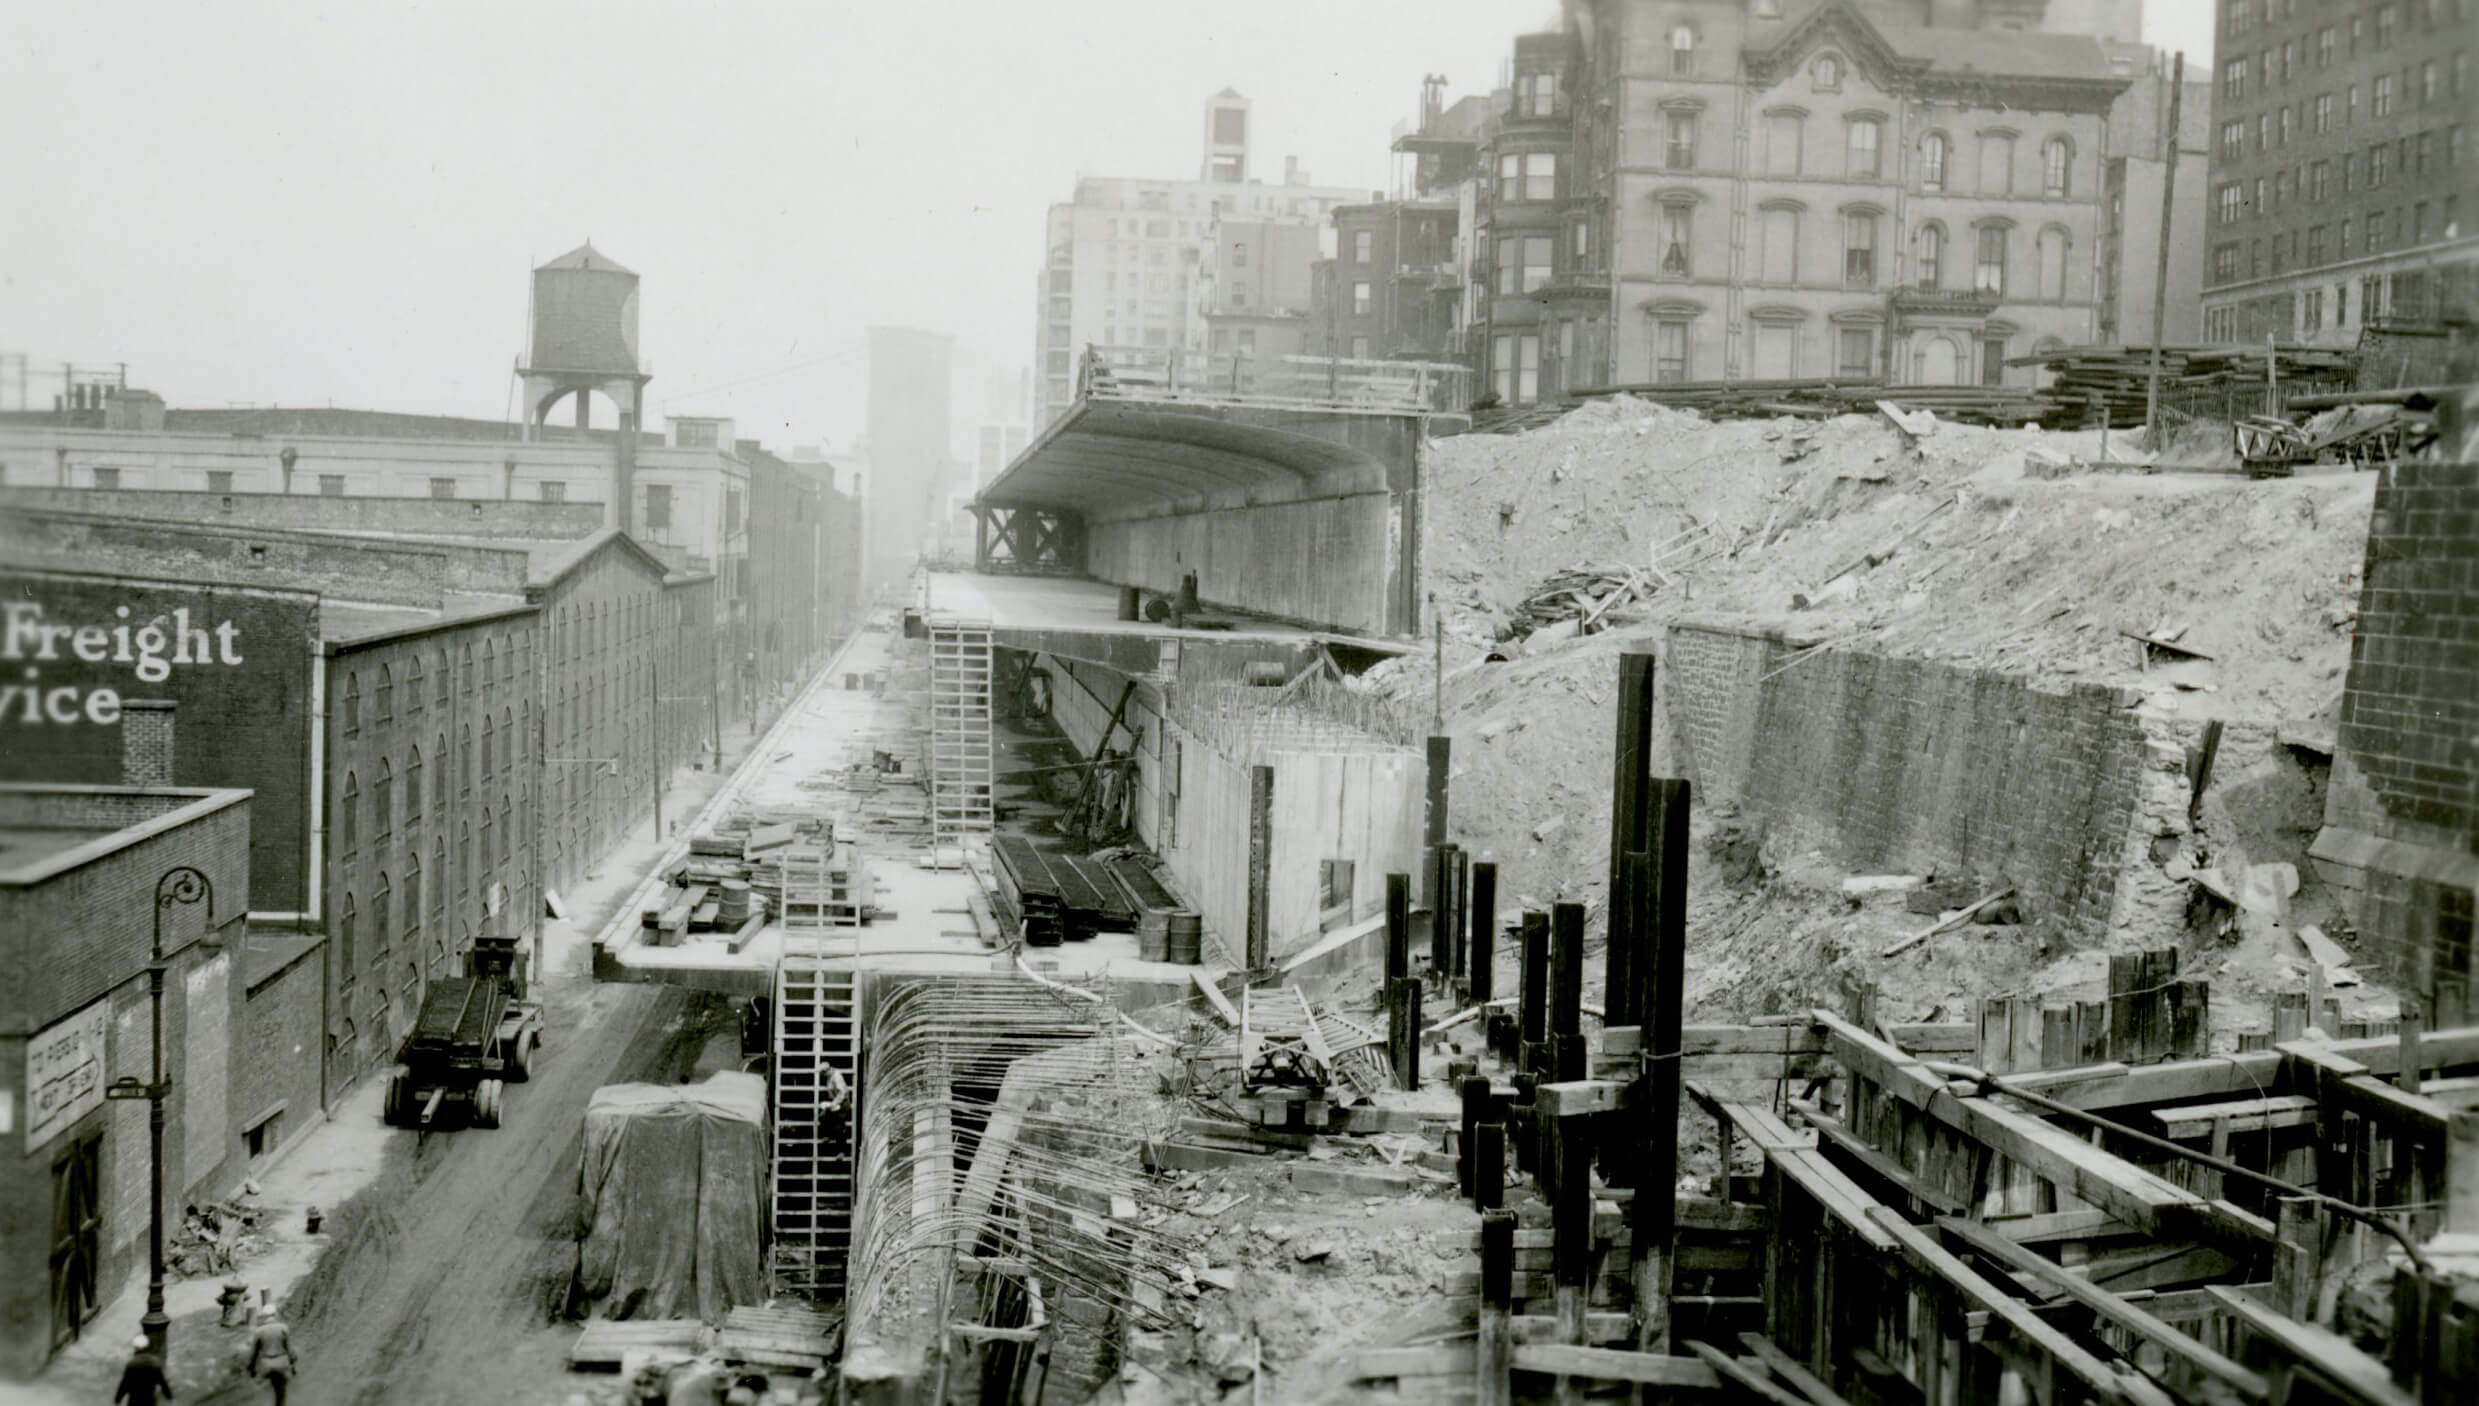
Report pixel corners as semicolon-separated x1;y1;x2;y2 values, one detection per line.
382;936;545;1129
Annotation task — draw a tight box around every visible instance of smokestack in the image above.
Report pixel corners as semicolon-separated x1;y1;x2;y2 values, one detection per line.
121;699;176;786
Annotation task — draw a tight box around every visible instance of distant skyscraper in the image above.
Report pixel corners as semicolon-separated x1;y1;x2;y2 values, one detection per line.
863;326;954;593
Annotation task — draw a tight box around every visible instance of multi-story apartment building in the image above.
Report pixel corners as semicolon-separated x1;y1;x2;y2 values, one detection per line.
1031;94;1369;422
1312;197;1466;362
1463;1;2139;404
1197;220;1324;361
2200;0;2476;345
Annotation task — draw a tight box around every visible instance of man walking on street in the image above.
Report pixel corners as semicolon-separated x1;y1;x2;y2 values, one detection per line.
113;1336;172;1405
246;1306;296;1406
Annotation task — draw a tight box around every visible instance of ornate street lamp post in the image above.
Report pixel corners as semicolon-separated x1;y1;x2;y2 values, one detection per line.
106;866;213;1360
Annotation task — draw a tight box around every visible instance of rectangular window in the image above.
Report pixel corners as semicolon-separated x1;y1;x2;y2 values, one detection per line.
645;483;673;531
1977;134;2014;194
2308;224;2327;263
1352;281;1371;315
2315;94;2333;133
1975;226;2007;294
1350;335;1370;360
91;465;120;490
2311;160;2330;200
2218;183;2242;224
2371;143;2390;185
206;469;234;493
1524;152;1556;201
428;477;456;499
1496;236;1518;295
1759;207;1798;282
1842;213;1877;287
2221;120;2244;158
1836;327;1874;377
1497;152;1519;195
1667;113;1698;171
2376;3;2397;46
1521;236;1552;293
1654;320;1689;383
2317;27;2335;67
2375;73;2395;115
1352;230;1372;264
1492;334;1541;404
1660;205;1692;276
1846;119;1880;177
1766;113;1800;176
2280;106;2294;145
319;473;345;497
2213;243;2240;282
538;480;566;503
1979;335;2009;387
2225;58;2246;99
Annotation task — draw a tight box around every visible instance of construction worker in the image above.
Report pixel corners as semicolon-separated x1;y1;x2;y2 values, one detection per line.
246;1305;297;1405
112;1336;171;1406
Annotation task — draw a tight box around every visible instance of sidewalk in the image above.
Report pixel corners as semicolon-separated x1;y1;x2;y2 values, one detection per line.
19;652;843;1404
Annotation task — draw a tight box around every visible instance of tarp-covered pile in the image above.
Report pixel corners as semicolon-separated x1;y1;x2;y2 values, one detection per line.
574;1071;766;1322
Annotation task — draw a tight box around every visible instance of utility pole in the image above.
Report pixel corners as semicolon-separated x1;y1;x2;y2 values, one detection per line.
109;868;212;1361
2143;50;2185;445
651;659;663;842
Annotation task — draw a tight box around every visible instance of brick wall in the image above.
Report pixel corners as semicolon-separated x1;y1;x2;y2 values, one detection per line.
0;507;530;606
2312;453;2479;1015
1664;622;2146;945
240;934;325;1169
0;787;252;1379
120;700;175;785
0;486;606;539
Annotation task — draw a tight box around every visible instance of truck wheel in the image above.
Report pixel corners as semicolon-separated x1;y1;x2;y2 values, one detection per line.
383;1069;409;1127
474;1079;503;1129
509;1030;536;1083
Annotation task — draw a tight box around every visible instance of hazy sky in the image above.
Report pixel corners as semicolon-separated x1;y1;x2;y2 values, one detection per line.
1;1;2211;453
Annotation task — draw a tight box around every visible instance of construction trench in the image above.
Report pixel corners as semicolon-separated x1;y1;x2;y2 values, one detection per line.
561;383;2479;1406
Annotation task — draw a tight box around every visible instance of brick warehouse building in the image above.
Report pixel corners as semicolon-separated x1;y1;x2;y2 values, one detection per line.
2;502;721;1094
0;783;253;1378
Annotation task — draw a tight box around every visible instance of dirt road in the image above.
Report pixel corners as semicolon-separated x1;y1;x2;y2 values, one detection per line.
283;979;730;1405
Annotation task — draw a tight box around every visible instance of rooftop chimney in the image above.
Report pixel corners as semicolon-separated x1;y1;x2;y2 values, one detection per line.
121;699;176;786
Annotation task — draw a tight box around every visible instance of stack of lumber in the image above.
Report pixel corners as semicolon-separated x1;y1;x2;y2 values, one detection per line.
991;834;1138;941
568;1319;704;1370
2012;343;2359;426
712;1304;838;1372
1550;378;2048;427
643;815;855;943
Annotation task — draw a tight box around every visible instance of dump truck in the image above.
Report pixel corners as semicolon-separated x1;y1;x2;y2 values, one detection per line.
382;936;545;1130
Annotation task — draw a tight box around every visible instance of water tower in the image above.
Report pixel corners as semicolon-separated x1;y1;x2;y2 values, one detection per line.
518;242;653;526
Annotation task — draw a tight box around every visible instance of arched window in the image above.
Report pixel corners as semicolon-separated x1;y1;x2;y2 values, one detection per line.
373;872;392;956
502;707;517;772
1813;55;1841;91
432;733;447;813
500;794;514;867
461;723;473;796
1758;204;1800;283
406;852;423;945
479;639;495;695
1846;117;1882;178
1670;23;1697;75
375;759;393;841
340;771;359;856
2037;225;2071;300
480;809;495;883
375;665;393;723
1917;222;1946;289
458;820;472;898
2042;137;2071;196
461;643;475;694
1978;131;2018;195
1914;334;1963;385
1975;224;2011;293
435;651;450;706
405;746;424;831
341;673;360;733
1921;133;1949;191
481;714;494;779
432;835;448;931
406;655;424;714
338;891;357;975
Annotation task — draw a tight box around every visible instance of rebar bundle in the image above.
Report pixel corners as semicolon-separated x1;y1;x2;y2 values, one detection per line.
844;975;1201;1368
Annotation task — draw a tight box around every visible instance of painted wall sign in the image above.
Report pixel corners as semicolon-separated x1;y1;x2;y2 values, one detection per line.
28;998;111;1149
2;572;317;908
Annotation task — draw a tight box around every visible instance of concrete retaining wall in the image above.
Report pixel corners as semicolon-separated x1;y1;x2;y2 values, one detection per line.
1665;621;2146;946
1085;491;1398;637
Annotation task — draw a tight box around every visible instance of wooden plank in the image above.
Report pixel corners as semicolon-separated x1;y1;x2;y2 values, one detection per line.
1513;1313;1634;1345
1736;1332;1856;1406
2152;1095;2319;1137
1687;1341;1808;1406
1800;1104;1972;1215
1536;1079;1631;1116
1600;1022;1975;1058
2007;1028;2479;1111
1986;1208;2130;1243
2202;1285;2418;1406
1192;970;1238;1026
1935;1216;2269;1399
1867;1208;2177;1406
1510;1343;1722;1388
1713;1103;1897;1251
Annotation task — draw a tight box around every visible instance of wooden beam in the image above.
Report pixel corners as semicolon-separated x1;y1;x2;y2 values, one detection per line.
1986;1208;2131;1243
1600;1022;1976;1058
1934;1216;2270;1400
1510;1343;1722;1388
2202;1285;2418;1406
1867;1208;2177;1406
1535;1078;1631;1116
2152;1094;2319;1137
1687;1342;1809;1406
1736;1332;1857;1406
1797;1102;1973;1215
2006;1029;2479;1112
